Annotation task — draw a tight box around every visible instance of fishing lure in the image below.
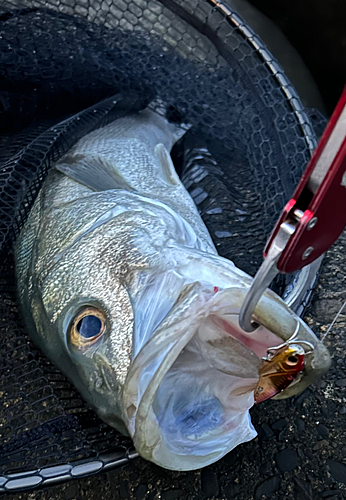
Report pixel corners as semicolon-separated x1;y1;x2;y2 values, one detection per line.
254;325;314;404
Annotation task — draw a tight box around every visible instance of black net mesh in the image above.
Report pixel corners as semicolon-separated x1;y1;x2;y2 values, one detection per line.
0;0;323;491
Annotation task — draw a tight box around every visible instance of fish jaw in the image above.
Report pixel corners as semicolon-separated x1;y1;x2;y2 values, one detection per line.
123;281;329;470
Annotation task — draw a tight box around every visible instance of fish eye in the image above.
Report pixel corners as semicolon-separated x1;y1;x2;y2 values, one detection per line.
286;355;299;366
69;307;106;348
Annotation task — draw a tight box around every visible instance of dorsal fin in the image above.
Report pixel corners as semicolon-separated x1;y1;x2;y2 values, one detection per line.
55;154;134;192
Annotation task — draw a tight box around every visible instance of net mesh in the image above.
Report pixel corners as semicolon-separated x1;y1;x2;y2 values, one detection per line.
0;0;323;490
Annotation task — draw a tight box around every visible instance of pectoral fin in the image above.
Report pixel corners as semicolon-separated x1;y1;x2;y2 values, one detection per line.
55;154;134;192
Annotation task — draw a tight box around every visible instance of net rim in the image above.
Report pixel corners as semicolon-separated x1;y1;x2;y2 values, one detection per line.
208;0;317;153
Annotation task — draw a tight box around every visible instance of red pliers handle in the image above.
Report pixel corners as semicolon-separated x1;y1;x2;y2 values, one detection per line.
239;88;346;332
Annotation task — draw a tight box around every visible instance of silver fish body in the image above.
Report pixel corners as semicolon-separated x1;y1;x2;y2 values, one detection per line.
15;109;330;470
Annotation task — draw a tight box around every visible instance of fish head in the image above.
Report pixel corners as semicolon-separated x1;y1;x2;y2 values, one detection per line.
15;178;216;433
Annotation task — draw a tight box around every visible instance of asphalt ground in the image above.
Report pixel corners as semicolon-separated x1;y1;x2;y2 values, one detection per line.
4;235;345;500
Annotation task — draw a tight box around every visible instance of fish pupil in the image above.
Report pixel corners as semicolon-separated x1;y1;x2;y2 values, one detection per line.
287;355;298;364
77;315;102;338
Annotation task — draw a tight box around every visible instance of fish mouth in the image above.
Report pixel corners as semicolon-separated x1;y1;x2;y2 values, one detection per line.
123;283;330;470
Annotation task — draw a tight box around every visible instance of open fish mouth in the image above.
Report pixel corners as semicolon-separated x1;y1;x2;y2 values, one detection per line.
123;283;330;470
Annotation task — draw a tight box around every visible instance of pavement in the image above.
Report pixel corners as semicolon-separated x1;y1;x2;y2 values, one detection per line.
4;232;345;500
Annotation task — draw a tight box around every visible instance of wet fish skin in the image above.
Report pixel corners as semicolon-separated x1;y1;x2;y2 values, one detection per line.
15;108;330;470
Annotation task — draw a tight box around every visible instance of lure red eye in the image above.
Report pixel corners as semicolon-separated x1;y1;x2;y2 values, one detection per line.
286;355;299;365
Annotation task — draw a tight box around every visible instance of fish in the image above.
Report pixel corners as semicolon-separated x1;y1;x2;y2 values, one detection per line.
14;107;331;471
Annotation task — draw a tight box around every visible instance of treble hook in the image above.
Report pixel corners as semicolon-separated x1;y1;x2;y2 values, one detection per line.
264;318;314;361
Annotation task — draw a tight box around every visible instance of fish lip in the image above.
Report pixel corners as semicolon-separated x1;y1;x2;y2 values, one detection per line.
212;288;331;399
